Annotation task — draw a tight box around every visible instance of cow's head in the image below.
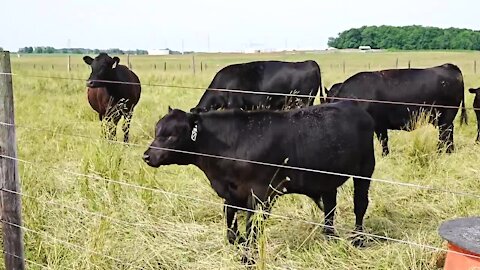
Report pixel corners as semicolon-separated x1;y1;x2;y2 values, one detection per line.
143;107;199;167
325;83;343;103
83;53;120;88
190;93;227;113
469;87;480;108
469;87;480;96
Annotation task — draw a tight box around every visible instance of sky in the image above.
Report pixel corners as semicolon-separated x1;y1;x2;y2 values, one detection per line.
2;0;480;52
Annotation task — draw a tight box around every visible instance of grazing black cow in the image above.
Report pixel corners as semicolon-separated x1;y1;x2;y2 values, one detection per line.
468;87;480;142
83;53;141;142
190;60;321;113
143;102;375;262
325;64;467;155
324;82;343;101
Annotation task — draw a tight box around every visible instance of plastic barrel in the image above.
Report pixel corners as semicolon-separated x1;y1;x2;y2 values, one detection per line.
439;217;480;269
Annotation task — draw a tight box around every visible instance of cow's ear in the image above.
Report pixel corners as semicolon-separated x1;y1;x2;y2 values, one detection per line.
469;88;479;94
188;112;200;127
83;56;93;65
324;87;329;95
112;57;120;69
168;106;173;113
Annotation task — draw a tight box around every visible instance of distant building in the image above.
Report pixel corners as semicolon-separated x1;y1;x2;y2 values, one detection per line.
244;48;261;54
148;49;171;55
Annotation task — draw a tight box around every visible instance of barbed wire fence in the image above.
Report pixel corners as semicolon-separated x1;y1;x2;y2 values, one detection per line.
1;51;479;269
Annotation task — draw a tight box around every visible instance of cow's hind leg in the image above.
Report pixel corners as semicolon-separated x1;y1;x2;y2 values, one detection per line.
351;178;371;247
101;118;117;141
476;120;480;143
122;109;133;143
375;127;389;156
438;109;457;153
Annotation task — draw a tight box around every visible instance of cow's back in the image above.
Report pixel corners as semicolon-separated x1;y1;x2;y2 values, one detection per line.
337;64;463;104
280;103;373;174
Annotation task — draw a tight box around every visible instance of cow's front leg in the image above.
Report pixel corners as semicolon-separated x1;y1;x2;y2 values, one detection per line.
224;201;245;245
242;190;272;265
322;190;339;237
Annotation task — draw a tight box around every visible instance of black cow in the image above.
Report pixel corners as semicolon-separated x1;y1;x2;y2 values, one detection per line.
190;60;322;113
325;64;467;155
143;102;375;263
324;82;343;101
468;87;480;142
83;53;141;142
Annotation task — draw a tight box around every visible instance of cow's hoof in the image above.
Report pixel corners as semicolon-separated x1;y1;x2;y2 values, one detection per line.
323;228;339;239
241;254;255;265
350;234;366;248
227;231;246;245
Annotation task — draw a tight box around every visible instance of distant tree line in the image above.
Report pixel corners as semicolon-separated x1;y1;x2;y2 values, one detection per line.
328;25;480;50
17;46;149;55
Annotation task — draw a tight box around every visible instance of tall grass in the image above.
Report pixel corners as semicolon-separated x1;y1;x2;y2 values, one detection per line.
4;51;480;269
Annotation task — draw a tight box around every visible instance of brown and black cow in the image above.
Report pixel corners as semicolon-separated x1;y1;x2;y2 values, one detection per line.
83;53;141;142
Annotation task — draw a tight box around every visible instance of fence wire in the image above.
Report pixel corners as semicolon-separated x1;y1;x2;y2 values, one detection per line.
1;219;144;269
1;170;480;262
1;72;479;112
0;121;479;200
2;250;50;269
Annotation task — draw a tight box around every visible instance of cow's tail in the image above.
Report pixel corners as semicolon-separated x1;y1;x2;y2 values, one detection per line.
458;68;468;126
460;94;468;126
316;63;325;104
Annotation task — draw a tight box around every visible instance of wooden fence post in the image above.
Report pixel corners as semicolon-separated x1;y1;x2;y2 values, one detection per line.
0;51;25;270
200;61;203;72
343;61;346;74
192;55;196;75
474;60;477;74
127;54;131;69
408;60;411;69
396;58;399;69
164;62;167;71
67;55;71;72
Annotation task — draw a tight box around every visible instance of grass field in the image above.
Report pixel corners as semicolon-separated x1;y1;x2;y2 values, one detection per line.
4;50;480;269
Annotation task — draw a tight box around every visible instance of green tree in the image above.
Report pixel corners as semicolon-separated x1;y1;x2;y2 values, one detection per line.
328;25;480;50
